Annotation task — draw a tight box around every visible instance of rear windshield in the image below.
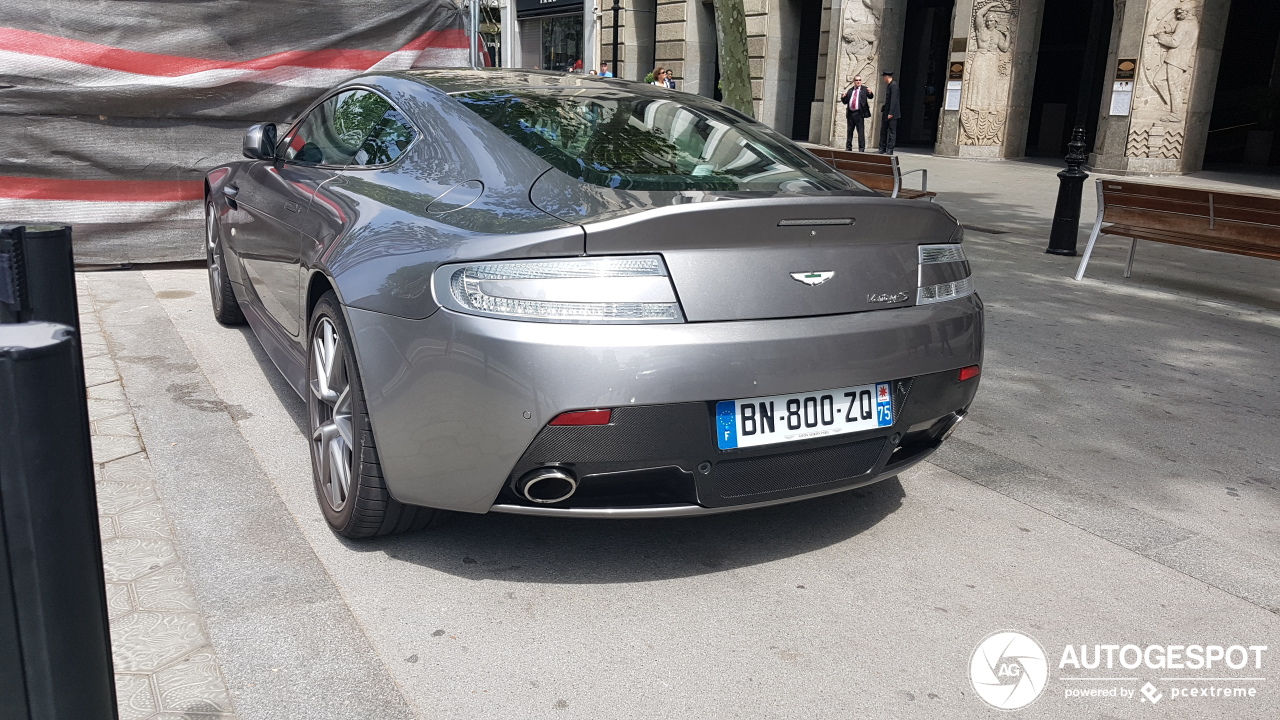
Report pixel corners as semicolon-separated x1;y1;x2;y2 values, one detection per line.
453;88;859;193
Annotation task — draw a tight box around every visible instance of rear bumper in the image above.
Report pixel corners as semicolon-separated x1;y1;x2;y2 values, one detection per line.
488;452;934;519
345;295;983;514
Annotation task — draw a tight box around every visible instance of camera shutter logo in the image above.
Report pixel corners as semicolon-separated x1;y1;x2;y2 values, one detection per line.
970;631;1049;710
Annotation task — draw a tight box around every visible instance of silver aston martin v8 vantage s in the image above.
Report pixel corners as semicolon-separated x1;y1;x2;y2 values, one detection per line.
204;69;983;538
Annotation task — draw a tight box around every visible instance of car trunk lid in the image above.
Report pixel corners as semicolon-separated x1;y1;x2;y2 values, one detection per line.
531;177;958;322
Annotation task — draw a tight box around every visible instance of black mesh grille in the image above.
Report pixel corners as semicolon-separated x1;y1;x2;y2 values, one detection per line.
699;437;887;506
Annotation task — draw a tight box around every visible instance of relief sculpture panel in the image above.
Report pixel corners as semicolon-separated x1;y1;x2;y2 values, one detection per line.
831;0;883;146
959;0;1018;146
1126;0;1201;160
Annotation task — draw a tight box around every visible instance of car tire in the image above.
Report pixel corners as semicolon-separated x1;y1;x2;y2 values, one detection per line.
206;202;246;326
307;291;439;538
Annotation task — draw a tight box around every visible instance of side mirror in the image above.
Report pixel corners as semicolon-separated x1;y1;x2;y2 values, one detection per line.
242;123;278;160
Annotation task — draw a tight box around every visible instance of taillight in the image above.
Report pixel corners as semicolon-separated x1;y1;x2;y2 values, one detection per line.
438;256;682;324
959;365;981;382
917;242;975;305
549;409;612;426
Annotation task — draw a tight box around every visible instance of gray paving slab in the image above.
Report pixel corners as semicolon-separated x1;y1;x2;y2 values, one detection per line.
134;267;1280;719
78;280;237;720
83;271;415;720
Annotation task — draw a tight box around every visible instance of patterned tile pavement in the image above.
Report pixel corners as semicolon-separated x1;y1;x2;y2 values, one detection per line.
80;280;240;720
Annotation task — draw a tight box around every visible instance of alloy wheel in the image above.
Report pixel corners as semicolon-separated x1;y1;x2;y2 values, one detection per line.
309;317;355;512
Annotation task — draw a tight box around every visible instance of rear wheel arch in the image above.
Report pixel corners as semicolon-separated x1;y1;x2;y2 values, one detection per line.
305;271;338;325
306;290;438;537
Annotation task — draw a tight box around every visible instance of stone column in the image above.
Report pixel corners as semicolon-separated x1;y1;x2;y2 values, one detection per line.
680;0;719;96
656;0;688;84
745;0;770;119
502;0;521;68
761;0;802;136
600;1;658;80
827;0;907;150
810;1;834;143
629;1;658;81
1091;0;1231;175
584;0;599;74
935;0;1045;159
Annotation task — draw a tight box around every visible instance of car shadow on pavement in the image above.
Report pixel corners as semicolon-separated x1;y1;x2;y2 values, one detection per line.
234;325;310;434
352;478;905;584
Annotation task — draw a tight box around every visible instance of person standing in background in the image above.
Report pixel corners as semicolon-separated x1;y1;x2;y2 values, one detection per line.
600;63;613;77
663;69;676;89
651;66;667;86
878;71;900;154
839;75;874;152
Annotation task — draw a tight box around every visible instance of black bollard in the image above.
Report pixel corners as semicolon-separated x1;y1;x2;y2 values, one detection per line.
0;223;79;330
1046;129;1089;256
1;221;118;720
0;322;119;720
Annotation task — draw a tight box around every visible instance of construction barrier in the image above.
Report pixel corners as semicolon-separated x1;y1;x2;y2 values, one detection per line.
1;1;470;264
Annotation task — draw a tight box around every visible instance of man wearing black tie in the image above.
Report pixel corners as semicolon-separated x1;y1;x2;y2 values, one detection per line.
839;76;874;152
878;70;901;154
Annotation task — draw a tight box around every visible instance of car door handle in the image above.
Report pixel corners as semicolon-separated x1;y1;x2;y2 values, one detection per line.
222;184;239;198
284;201;302;213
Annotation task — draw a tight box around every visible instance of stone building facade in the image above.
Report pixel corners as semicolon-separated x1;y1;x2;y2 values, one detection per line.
499;0;1277;174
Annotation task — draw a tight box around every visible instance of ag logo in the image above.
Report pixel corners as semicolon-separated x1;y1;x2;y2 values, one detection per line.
790;271;834;286
970;631;1049;710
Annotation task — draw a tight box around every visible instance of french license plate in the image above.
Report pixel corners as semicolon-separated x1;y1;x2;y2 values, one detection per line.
715;382;893;450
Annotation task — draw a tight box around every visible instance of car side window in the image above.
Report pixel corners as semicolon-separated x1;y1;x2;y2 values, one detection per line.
278;90;387;167
350;107;416;166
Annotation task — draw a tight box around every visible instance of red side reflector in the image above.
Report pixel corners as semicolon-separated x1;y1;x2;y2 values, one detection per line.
549;409;612;426
958;365;981;382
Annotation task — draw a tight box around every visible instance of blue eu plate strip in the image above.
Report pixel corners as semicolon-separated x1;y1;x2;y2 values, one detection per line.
716;400;738;450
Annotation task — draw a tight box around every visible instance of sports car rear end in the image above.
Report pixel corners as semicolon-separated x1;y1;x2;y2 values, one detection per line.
338;73;983;518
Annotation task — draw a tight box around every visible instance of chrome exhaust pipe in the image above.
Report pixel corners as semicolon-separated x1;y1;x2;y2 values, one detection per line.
940;411;966;442
514;468;578;504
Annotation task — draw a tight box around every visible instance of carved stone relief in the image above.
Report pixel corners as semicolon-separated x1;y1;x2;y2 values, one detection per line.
840;0;882;86
1127;0;1201;160
959;0;1018;146
831;0;883;144
1126;124;1187;159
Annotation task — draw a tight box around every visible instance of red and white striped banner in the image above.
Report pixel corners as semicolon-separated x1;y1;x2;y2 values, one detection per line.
0;27;468;91
0;0;471;263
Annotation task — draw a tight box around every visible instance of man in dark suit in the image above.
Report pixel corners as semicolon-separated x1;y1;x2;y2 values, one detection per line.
878;70;901;154
839;75;874;152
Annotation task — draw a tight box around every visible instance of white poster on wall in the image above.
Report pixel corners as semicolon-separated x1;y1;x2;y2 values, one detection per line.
945;81;962;111
1109;81;1134;116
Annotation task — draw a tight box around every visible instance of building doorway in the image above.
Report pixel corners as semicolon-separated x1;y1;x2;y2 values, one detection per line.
516;0;585;71
898;0;955;146
789;0;824;140
1205;0;1280;167
1025;0;1112;157
541;15;584;72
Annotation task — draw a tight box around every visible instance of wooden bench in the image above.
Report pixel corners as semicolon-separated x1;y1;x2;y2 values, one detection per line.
799;144;934;200
1075;179;1280;281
